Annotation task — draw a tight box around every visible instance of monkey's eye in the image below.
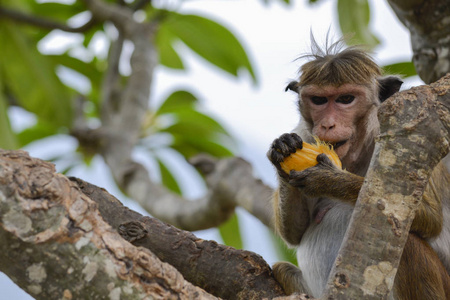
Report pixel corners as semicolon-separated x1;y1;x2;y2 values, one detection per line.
336;95;355;104
310;96;328;105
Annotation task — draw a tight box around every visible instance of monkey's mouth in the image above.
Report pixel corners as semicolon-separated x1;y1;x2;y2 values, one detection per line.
331;140;348;150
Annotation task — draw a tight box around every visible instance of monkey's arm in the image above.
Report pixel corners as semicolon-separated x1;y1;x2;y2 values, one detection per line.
289;154;364;203
290;154;447;240
411;160;448;238
268;133;311;246
273;178;311;246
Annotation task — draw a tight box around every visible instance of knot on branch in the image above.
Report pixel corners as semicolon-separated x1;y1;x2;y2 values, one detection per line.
387;214;402;237
119;221;148;242
334;272;350;289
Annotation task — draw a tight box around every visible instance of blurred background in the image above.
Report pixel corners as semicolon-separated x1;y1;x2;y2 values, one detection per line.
0;0;422;298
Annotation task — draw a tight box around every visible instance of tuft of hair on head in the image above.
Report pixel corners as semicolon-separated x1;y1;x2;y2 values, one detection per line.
297;33;382;87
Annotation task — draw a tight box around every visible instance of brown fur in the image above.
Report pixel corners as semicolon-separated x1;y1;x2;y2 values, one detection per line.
269;38;450;299
272;261;311;295
291;158;447;241
412;162;447;238
299;47;381;87
395;233;450;300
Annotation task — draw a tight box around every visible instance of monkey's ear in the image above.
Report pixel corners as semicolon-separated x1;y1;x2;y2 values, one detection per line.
378;76;403;102
285;81;299;93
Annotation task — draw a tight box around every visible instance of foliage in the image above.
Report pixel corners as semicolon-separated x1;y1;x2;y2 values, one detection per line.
156;12;257;83
324;0;417;78
337;0;379;48
382;62;417;78
0;0;262;248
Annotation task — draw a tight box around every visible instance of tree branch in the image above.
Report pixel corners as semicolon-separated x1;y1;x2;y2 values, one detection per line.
74;0;275;232
388;0;450;83
324;74;450;298
0;150;217;299
0;6;96;33
69;176;284;299
132;0;152;11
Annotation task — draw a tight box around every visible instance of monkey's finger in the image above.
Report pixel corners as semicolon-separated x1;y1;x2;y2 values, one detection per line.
272;133;303;157
279;133;303;152
316;153;334;167
290;133;303;149
268;149;285;165
288;170;308;187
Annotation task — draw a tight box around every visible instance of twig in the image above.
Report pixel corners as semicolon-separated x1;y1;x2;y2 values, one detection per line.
0;6;96;33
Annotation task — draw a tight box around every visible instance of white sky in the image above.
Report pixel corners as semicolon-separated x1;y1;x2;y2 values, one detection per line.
1;0;423;298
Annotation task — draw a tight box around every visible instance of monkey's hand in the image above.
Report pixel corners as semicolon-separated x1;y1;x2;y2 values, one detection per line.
289;154;363;202
267;133;303;179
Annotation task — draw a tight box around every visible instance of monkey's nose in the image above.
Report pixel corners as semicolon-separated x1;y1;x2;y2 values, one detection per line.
322;124;335;131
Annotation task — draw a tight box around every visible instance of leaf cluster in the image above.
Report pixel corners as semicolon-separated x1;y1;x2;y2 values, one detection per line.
0;0;264;250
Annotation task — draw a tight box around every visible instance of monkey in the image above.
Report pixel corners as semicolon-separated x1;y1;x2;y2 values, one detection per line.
267;39;450;299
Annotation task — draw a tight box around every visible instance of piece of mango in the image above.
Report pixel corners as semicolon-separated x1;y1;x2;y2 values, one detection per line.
280;137;342;173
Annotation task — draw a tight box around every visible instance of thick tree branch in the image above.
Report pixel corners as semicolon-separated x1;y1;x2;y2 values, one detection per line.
0;150;217;299
324;74;450;298
388;0;450;83
0;150;284;299
69;176;284;299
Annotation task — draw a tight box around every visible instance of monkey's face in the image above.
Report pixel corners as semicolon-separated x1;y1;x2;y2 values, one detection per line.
299;84;376;163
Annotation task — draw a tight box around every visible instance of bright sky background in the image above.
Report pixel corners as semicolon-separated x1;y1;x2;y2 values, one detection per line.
1;0;423;298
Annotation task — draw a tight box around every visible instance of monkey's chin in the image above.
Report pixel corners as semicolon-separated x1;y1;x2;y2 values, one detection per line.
334;142;350;159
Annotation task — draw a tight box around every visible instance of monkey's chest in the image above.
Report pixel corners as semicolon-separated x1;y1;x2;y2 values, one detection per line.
296;202;353;298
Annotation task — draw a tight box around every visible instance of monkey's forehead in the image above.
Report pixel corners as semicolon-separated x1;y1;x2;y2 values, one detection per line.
300;84;369;97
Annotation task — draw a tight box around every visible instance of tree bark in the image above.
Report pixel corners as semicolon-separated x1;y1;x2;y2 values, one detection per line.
323;74;450;298
70;176;285;299
0;150;218;299
0;149;284;299
388;0;450;83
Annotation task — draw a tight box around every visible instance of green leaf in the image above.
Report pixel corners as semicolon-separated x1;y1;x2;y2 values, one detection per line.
48;54;103;88
156;158;182;194
169;142;199;159
0;21;73;126
337;0;379;48
155;26;185;70
163;110;230;136
29;1;85;23
171;135;233;158
218;213;243;249
382;62;417;78
16;120;58;147
0;75;18;149
155;90;236;158
156;90;198;115
83;29;97;48
162;12;257;83
162;122;222;142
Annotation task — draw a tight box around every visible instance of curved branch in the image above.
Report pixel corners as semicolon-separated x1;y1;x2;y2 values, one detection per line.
0;6;96;33
75;0;275;231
